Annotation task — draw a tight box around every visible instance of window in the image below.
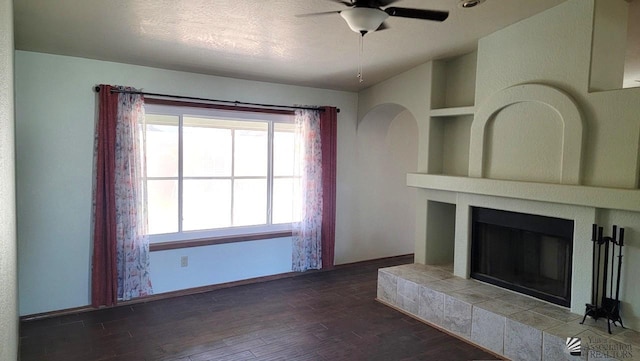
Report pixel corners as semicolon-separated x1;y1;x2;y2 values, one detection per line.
144;104;298;243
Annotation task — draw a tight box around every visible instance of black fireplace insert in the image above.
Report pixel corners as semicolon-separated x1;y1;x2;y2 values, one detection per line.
471;207;574;307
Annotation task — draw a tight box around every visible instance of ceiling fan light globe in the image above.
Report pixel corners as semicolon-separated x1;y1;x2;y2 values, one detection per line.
340;8;389;34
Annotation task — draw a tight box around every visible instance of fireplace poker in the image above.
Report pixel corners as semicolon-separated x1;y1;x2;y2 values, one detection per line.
615;228;624;302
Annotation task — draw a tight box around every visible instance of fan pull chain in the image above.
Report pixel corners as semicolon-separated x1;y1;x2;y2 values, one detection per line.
358;33;364;83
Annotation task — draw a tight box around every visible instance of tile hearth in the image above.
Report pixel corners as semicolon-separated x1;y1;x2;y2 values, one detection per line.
377;264;640;361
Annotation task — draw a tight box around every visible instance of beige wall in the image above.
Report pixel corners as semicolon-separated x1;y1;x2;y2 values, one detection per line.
359;0;640;331
358;63;432;172
0;0;18;359
470;0;640;329
347;109;418;261
476;0;640;188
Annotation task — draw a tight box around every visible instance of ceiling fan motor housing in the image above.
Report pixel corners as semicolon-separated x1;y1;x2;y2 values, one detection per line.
340;7;389;34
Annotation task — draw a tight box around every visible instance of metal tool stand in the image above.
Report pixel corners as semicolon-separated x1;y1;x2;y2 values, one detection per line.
580;224;625;334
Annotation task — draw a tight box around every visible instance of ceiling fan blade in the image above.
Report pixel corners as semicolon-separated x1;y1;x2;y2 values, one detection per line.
384;7;449;22
374;0;401;6
296;10;342;17
327;0;354;6
353;0;400;7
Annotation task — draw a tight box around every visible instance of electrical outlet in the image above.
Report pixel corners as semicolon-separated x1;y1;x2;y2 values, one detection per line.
180;256;188;267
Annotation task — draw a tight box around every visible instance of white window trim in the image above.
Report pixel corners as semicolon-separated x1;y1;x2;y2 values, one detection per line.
144;103;296;244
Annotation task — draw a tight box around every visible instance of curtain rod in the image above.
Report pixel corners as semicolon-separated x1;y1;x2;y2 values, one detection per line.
93;86;340;113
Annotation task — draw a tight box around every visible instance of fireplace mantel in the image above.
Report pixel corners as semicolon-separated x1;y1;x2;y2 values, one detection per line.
407;173;640;212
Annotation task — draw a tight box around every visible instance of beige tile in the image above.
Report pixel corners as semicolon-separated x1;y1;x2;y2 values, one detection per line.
380;263;449;283
581;317;627;337
396;278;420;315
544;321;590;339
475;299;527;317
509;310;564;331
450;287;495;305
531;304;582;323
379;265;416;277
424;277;479;293
404;262;452;275
464;284;512;299
613;330;640;348
505;317;543;361
444;295;473;338
495;291;549;310
403;263;433;272
400;271;441;286
418;285;445;326
377;270;397;305
471;307;505;355
421;268;456;281
434;263;454;273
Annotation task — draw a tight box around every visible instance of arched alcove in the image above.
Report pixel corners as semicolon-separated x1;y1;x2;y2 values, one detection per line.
357;103;407;129
469;84;584;185
354;104;418;259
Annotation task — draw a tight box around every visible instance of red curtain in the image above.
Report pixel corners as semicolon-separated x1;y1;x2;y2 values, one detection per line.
320;107;337;270
92;84;119;307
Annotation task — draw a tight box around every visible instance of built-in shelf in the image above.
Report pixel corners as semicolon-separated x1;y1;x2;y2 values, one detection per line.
428;52;477;177
429;106;475;118
407;173;640;212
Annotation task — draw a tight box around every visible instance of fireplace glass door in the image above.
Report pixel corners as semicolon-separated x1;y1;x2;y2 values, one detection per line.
471;207;574;307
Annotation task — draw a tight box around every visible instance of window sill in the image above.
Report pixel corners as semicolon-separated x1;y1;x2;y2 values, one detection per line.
149;230;293;252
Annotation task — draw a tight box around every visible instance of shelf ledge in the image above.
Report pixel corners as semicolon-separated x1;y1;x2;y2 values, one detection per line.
407;173;640;212
430;106;475;117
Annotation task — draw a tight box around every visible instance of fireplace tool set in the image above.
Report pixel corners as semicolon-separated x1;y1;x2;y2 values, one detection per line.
580;224;625;334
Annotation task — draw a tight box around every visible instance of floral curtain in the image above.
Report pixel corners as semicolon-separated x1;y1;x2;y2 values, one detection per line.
292;109;323;271
92;84;152;307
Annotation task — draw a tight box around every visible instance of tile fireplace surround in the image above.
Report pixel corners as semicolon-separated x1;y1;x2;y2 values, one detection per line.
377;263;640;361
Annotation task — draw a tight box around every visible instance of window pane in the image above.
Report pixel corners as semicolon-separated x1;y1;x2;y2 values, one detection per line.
272;177;299;224
183;179;231;231
145;106;298;240
146;114;178;178
234;127;268;177
147;179;178;234
274;124;296;177
183;123;232;177
233;179;267;226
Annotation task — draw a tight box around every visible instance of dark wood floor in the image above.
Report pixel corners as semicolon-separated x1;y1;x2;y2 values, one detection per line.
20;256;499;361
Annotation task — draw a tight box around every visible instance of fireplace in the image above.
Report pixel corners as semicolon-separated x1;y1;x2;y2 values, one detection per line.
471;207;574;307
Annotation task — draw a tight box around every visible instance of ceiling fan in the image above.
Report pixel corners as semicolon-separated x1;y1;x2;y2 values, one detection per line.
300;0;449;82
302;0;449;35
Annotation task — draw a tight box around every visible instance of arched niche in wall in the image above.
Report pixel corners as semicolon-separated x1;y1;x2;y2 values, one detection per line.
356;103;419;259
358;103;419;173
469;84;584;185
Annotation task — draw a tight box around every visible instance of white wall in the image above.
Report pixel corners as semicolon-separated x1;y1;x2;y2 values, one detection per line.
14;51;365;315
0;0;18;358
344;109;418;261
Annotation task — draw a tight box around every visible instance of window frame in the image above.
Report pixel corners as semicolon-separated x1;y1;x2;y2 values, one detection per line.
144;100;297;246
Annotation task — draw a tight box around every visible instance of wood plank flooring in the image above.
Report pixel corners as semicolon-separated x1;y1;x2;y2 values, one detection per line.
20;256;499;361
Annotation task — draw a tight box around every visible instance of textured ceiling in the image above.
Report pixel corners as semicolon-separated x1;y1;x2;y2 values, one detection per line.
13;0;637;91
